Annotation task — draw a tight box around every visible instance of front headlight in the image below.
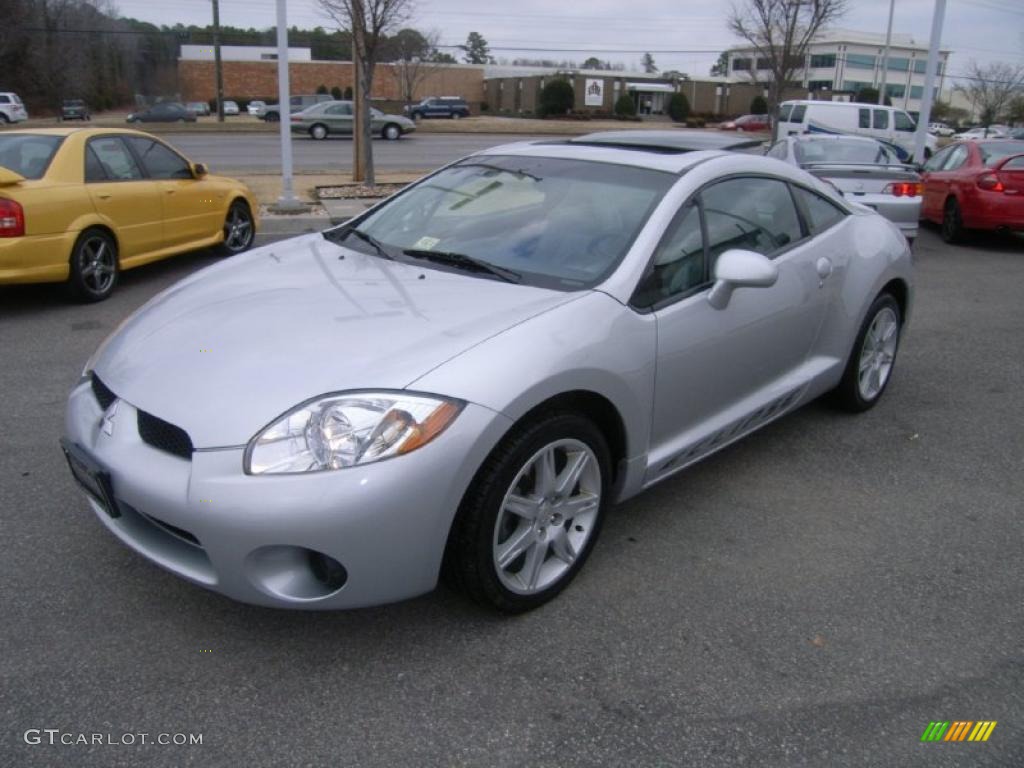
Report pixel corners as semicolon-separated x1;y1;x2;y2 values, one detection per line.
245;392;463;475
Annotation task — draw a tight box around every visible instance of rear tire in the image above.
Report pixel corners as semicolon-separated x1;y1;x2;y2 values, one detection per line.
444;411;611;613
68;229;119;303
309;123;328;140
831;293;902;412
941;198;966;244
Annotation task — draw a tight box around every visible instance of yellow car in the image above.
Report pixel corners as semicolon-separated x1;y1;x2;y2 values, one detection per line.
0;127;258;301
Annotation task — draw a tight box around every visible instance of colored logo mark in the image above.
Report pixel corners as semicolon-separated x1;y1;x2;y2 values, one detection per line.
921;721;997;742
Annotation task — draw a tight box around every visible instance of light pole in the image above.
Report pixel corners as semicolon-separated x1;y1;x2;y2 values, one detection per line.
275;0;302;210
913;0;946;164
878;0;895;105
212;0;225;122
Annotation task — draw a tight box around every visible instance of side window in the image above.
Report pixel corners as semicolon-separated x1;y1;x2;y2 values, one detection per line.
872;109;889;129
634;203;705;308
701;177;803;267
923;145;952;172
942;145;968;171
86;137;143;181
778;104;793;123
894;111;915;132
84;146;107;182
858;108;871;129
326;103;352;116
789;105;806;123
0;95;9;104
125;137;192;179
795;187;846;233
766;141;788;160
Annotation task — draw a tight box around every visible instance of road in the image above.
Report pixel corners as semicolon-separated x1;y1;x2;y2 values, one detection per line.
160;132;548;173
1;227;1022;767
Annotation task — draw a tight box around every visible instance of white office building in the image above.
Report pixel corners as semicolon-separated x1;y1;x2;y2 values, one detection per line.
179;44;313;62
726;28;951;116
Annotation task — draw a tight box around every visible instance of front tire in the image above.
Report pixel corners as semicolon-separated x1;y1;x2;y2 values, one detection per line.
831;293;902;412
382;123;401;140
68;229;119;302
444;411;611;613
218;200;255;255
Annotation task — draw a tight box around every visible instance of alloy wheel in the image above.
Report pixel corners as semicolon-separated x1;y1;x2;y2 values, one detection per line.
492;438;602;595
222;204;253;253
76;235;116;296
857;307;899;401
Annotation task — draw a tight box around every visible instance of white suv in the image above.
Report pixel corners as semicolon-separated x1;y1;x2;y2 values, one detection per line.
0;92;28;123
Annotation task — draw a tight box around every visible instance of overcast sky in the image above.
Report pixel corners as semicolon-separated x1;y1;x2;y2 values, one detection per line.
113;0;1024;83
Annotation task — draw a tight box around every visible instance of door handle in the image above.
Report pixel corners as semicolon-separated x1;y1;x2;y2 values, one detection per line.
165;189;175;194
97;194;111;200
815;257;833;282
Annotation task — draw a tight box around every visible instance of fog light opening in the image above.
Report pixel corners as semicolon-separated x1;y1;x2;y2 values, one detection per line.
308;550;348;591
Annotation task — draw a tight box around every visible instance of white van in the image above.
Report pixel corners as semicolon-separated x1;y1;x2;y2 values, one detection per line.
776;100;936;161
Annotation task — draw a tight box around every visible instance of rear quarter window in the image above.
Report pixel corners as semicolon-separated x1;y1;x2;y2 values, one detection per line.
0;134;64;179
790;105;807;123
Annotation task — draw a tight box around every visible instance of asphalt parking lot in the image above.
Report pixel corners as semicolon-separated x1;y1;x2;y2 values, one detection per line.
1;226;1022;767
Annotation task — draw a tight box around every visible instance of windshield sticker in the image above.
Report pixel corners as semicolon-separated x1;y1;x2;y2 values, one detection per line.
413;236;440;250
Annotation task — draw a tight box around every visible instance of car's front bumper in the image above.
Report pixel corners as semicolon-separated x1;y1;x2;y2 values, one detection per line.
63;377;512;609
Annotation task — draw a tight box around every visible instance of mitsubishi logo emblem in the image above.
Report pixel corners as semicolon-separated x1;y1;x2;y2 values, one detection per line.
101;400;119;436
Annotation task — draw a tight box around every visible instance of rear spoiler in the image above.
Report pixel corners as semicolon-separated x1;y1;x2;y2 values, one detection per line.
800;162;917;172
992;153;1024;170
0;167;26;186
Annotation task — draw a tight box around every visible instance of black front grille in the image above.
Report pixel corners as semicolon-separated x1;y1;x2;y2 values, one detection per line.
137;410;194;459
91;374;117;410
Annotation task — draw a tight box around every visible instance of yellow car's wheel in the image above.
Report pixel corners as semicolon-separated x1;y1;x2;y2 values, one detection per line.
218;200;255;255
69;228;119;303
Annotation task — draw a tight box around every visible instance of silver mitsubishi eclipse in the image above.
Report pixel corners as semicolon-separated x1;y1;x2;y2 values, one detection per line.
63;131;913;613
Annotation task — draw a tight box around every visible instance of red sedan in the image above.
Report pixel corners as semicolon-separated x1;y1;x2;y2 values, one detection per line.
719;114;771;132
920;139;1024;242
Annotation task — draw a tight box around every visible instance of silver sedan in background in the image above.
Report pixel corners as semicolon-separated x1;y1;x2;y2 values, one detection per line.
63;132;913;613
767;134;923;243
290;100;416;141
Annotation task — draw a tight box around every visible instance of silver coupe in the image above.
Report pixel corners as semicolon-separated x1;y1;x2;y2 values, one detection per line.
63;131;913;613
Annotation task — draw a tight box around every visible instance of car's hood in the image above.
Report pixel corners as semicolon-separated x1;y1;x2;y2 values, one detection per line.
92;234;580;448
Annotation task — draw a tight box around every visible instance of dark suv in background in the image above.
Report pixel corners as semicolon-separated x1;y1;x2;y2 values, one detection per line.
60;99;91;121
406;96;470;120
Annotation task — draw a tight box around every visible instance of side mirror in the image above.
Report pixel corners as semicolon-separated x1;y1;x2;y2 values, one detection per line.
192;162;208;177
707;249;779;310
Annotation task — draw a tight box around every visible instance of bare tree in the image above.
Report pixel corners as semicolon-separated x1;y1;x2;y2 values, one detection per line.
727;0;847;140
955;60;1024;129
387;28;443;113
317;0;413;185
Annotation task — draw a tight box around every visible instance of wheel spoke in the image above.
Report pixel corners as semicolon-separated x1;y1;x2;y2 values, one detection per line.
535;448;557;496
555;451;588;497
80;263;96;278
521;540;548;590
496;526;535;569
550;532;577;566
505;493;541;520
560;492;599;519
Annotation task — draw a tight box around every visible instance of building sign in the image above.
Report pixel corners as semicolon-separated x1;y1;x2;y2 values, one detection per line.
584;79;604;107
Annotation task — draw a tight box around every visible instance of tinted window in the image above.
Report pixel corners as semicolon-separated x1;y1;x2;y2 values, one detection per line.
84;146;107;181
894;111;915;132
778;104;793;122
350;155;675;290
126;137;191;179
794;138;893;165
87;137;143;181
873;109;889;130
923;145;953;172
0;95;10;104
701;177;803;266
0;134;63;179
942;145;969;171
795;187;846;233
634;203;704;307
979;141;1024;166
859;108;871;129
790;105;806;123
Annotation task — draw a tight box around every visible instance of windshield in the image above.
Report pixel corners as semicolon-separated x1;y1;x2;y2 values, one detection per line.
795;138;896;165
0;134;63;179
335;155;675;290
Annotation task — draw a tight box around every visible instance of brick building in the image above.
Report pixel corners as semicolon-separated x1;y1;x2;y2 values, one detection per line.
178;57;486;111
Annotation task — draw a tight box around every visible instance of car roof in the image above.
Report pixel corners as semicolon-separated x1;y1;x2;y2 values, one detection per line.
0;127;165;139
568;130;764;153
788;134;882;144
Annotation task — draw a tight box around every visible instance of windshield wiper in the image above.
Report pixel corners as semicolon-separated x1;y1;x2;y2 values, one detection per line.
325;227;394;260
402;249;521;283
